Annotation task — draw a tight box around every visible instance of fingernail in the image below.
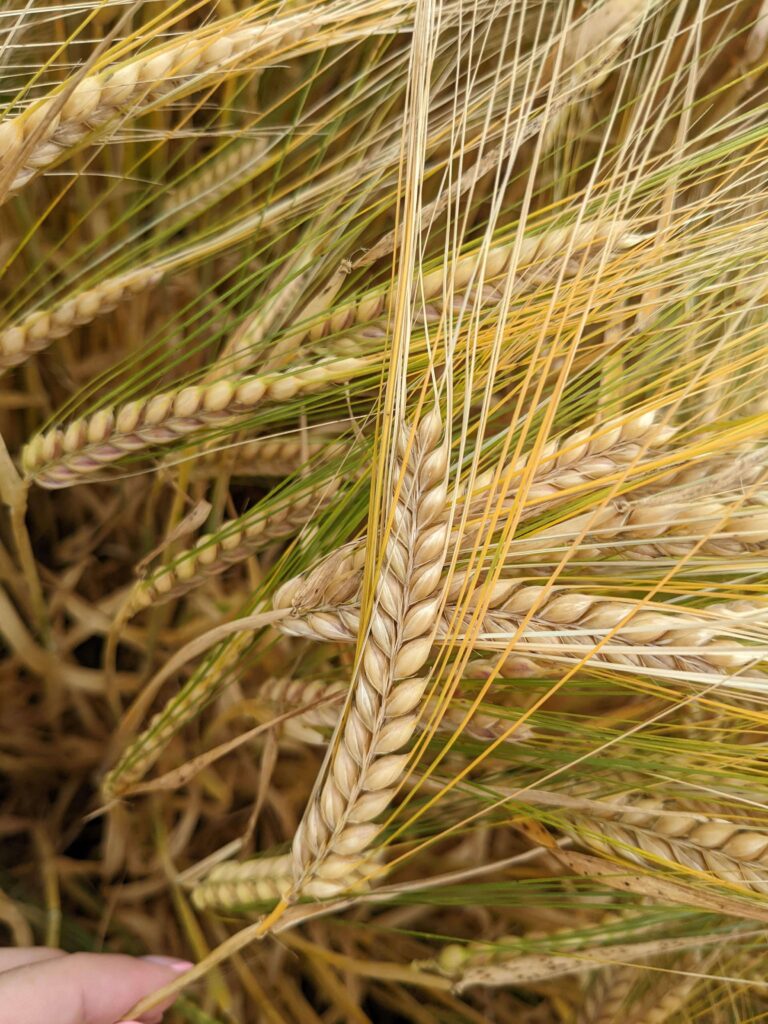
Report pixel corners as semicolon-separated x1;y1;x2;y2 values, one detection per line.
141;955;194;972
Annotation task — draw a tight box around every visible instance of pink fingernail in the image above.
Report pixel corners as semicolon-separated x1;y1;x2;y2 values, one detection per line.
141;955;194;972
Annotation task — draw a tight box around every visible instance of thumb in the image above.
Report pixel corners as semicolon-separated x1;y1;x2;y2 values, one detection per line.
0;950;193;1024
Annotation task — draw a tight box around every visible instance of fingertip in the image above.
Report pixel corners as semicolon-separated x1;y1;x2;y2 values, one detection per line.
141;955;194;973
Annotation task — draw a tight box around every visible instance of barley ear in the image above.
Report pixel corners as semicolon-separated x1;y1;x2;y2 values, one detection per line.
191;848;378;913
122;478;340;618
565;792;768;896
289;408;451;898
0;266;164;372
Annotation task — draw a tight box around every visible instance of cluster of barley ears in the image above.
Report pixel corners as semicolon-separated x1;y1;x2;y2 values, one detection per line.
3;0;768;1021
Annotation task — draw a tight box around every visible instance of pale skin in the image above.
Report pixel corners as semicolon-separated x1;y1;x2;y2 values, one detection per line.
0;948;192;1024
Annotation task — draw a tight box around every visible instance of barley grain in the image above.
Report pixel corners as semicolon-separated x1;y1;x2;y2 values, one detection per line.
101;634;247;799
261;677;349;745
595;495;768;561
102;411;448;806
19;223;643;483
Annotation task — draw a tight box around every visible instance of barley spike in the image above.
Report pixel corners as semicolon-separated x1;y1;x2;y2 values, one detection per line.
187;434;347;480
566;791;768;896
289;409;451;898
22;355;370;488
276;576;761;678
122;478;340;618
0;266;164;371
191;849;377;912
0;4;395;198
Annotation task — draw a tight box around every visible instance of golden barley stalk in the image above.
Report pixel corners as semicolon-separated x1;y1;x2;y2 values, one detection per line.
633;448;765;498
457;594;758;679
289;409;451;899
565;791;768;896
0;0;403;198
121;478;341;618
22;355;371;489
0;188;341;373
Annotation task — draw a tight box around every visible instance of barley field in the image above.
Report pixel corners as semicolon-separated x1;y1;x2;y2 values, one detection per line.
2;1;768;1021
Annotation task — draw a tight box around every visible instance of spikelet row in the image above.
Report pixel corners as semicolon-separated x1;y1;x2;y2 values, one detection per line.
276;575;761;679
191;849;378;911
0;266;164;370
0;3;385;196
261;675;524;746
